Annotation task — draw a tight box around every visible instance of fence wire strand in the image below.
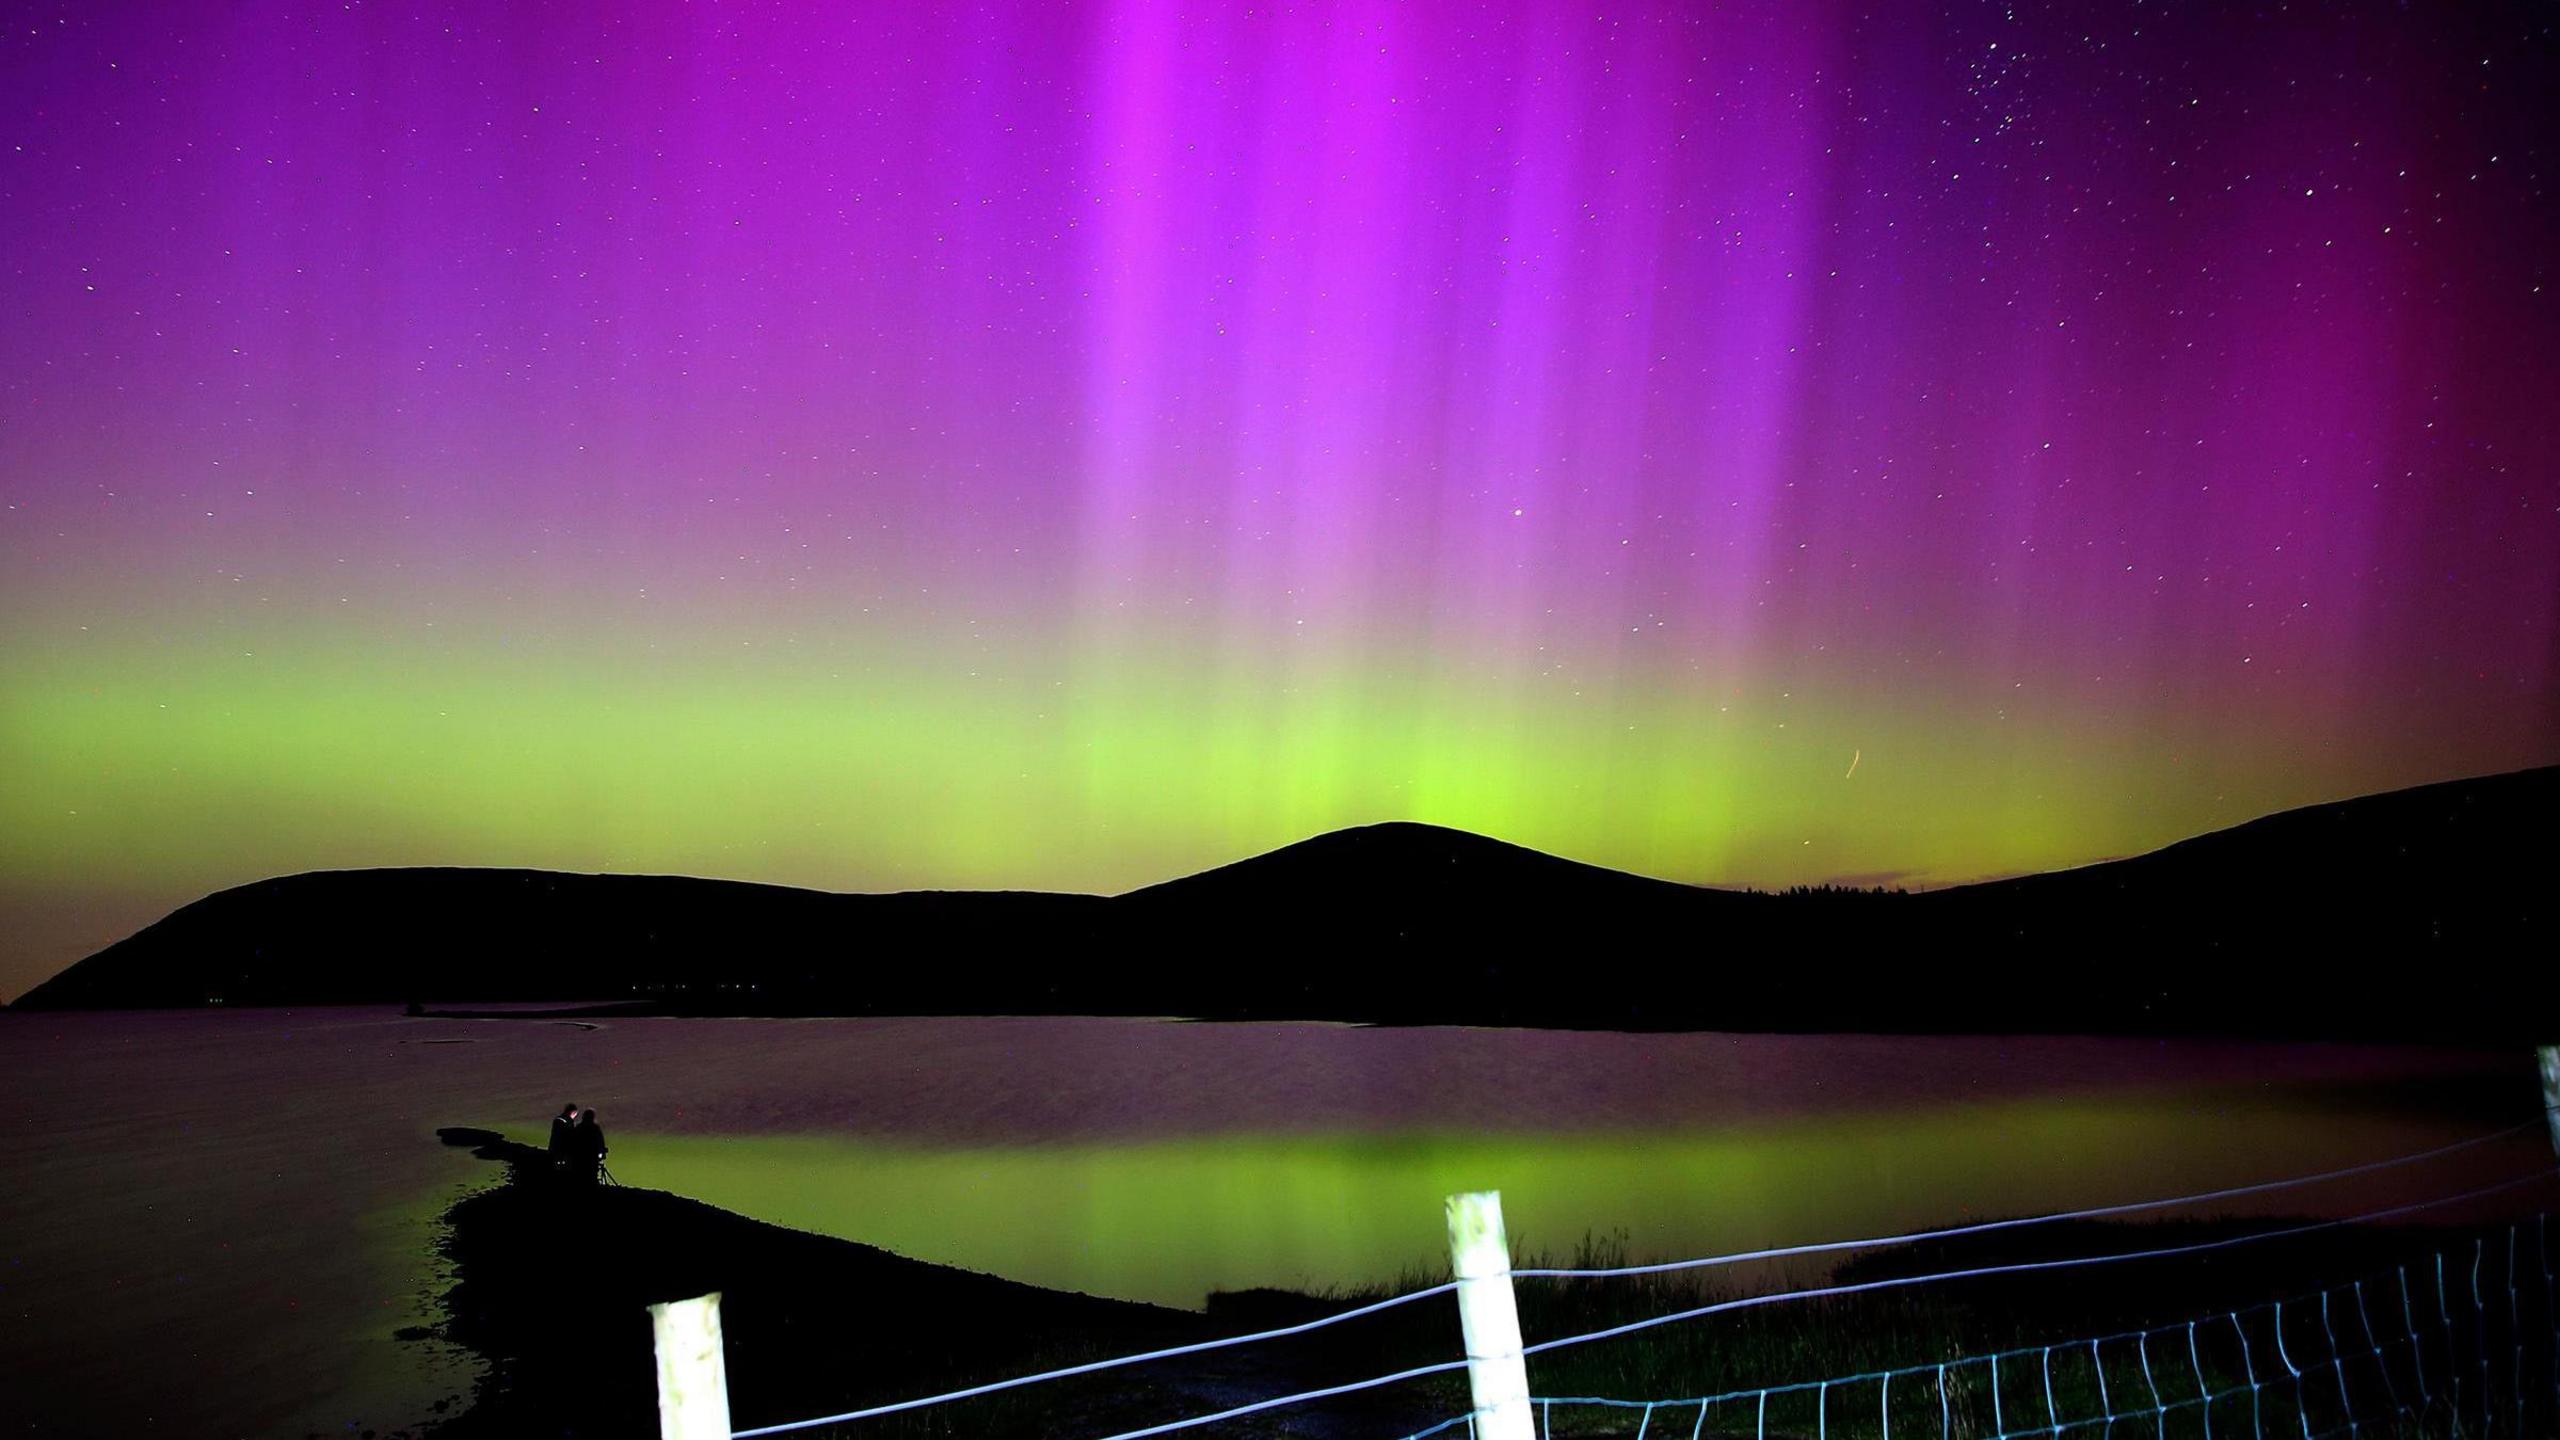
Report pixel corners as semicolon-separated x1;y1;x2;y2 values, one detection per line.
732;1118;2555;1439
1071;1172;2557;1440
1400;1215;2560;1440
1510;1120;2545;1282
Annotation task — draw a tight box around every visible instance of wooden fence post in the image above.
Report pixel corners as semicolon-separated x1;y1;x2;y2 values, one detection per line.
650;1291;733;1440
1447;1190;1535;1440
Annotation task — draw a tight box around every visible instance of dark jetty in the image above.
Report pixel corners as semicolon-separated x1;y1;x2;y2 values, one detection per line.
20;766;2558;1039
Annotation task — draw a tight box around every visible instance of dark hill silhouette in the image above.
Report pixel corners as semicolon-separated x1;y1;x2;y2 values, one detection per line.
13;766;2556;1038
1120;819;1757;941
1921;763;2554;954
14;870;1107;1012
1128;819;1708;908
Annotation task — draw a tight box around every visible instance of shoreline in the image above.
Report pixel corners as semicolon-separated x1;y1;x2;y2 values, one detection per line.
416;1127;1355;1439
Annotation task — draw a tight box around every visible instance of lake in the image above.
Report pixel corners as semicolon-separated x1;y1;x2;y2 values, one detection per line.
0;1010;2546;1437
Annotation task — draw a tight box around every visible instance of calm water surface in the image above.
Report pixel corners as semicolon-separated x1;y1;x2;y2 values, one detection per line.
0;1010;2544;1437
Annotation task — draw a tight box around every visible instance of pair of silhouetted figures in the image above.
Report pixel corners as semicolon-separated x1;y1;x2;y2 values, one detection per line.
547;1103;610;1186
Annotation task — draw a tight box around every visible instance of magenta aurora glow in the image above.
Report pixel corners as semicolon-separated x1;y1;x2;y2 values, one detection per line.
2;1;2556;999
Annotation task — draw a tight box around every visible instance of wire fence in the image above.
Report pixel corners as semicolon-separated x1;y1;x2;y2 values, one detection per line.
683;1084;2560;1440
1056;1175;2558;1440
732;1120;2550;1438
1393;1216;2560;1439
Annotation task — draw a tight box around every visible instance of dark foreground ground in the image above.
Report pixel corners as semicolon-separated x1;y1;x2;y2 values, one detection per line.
415;1129;2560;1440
419;1129;1454;1439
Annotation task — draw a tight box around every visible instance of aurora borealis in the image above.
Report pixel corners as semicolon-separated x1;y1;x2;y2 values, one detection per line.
2;1;2556;999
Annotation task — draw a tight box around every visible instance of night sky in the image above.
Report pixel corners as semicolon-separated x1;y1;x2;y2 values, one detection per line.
3;2;2555;998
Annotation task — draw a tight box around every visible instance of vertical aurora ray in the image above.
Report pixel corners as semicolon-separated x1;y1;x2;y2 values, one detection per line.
2;0;2555;996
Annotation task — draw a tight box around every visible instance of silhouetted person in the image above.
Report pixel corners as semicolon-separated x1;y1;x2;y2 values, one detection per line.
573;1107;608;1185
548;1103;581;1181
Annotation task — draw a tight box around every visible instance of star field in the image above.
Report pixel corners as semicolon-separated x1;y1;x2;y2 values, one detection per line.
2;0;2556;996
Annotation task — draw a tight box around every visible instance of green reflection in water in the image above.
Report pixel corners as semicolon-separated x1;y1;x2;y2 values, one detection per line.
617;1095;2482;1310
